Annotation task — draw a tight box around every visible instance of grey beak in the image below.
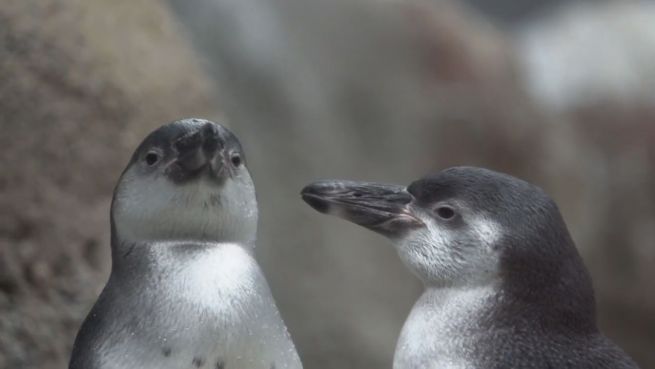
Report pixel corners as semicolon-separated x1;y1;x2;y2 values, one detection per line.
168;123;226;183
301;180;424;237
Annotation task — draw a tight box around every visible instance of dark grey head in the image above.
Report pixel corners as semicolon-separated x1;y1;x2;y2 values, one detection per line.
302;167;595;324
111;119;258;250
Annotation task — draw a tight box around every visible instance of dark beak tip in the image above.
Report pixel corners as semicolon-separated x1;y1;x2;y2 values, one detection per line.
300;184;315;197
301;193;331;214
202;122;219;137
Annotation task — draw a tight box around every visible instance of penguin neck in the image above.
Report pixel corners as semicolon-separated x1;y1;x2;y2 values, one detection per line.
109;235;258;281
497;238;599;334
395;282;500;368
413;251;599;336
418;280;501;322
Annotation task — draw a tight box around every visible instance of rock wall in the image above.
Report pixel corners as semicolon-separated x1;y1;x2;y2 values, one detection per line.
0;1;219;367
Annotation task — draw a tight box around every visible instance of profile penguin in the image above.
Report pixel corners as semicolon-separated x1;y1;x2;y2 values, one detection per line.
70;119;302;369
302;167;640;369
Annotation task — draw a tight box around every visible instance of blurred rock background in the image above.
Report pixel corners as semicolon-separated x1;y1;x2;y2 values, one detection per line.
0;0;653;368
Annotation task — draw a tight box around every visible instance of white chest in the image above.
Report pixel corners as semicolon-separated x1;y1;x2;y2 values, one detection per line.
96;244;301;369
393;286;496;369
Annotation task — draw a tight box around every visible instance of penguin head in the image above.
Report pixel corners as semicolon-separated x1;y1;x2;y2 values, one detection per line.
111;119;258;247
302;167;579;288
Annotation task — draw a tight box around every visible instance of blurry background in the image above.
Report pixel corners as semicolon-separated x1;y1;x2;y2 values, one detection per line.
1;0;654;368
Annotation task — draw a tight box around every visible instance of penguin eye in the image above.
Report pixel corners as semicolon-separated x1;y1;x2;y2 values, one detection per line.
435;206;456;220
144;151;161;166
230;153;242;167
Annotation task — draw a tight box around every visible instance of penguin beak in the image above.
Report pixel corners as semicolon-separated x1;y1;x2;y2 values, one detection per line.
167;123;228;183
301;180;425;237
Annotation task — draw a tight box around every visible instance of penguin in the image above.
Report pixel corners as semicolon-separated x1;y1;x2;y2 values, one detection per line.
301;166;640;369
69;119;302;369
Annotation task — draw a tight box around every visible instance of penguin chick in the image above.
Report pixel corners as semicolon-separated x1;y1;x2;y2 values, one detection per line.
302;166;640;369
70;118;302;369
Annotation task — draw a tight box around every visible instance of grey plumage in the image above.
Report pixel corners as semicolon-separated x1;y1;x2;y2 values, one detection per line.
70;119;301;369
302;166;639;369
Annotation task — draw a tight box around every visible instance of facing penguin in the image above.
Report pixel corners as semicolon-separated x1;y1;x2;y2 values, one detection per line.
69;119;302;369
301;166;640;369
